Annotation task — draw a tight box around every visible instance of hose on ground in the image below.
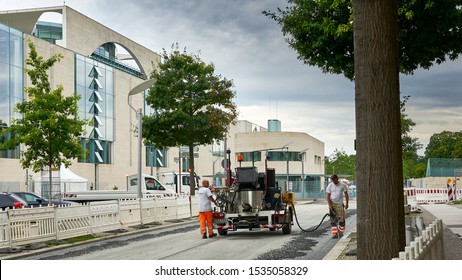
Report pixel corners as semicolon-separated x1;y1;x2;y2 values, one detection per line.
290;202;333;233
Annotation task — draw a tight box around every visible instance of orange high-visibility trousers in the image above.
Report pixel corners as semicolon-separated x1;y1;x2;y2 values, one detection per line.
199;211;213;236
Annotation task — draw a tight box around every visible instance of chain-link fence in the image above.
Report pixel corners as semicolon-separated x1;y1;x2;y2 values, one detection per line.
426;158;462;177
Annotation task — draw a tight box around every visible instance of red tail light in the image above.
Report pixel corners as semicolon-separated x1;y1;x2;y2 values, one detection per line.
13;201;23;209
213;213;224;219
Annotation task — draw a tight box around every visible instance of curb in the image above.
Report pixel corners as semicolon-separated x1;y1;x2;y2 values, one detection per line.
322;230;356;260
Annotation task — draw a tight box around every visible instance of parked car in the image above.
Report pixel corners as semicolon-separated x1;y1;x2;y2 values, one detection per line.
0;193;28;210
12;191;79;207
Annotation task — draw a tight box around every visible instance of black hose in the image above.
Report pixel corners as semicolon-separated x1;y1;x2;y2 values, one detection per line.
290;202;332;233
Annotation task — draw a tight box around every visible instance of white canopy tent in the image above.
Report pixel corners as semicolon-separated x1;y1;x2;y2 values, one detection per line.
34;165;88;196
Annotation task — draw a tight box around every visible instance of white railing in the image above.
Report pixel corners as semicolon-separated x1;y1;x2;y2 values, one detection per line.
394;219;444;260
0;194;198;250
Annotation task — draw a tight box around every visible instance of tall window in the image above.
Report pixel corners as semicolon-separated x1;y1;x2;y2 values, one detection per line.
33;21;63;44
75;54;114;164
0;24;23;159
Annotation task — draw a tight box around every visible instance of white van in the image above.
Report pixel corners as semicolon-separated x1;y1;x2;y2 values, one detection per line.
158;172;200;194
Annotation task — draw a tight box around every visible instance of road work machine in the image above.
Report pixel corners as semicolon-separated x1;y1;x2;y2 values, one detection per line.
212;166;294;235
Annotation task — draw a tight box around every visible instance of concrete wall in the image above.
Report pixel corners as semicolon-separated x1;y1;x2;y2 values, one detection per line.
410;176;459;189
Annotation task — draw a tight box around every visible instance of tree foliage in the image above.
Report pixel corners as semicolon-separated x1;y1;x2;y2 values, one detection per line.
324;148;356;180
400;95;425;179
401;96;422;160
425;130;462;158
263;0;462;81
265;0;461;259
0;40;86;199
143;45;238;194
325;96;425;180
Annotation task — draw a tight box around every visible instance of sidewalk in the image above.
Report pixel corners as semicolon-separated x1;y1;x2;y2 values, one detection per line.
420;203;462;260
324;203;462;260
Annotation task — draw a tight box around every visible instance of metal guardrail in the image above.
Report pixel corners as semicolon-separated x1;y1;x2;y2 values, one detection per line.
0;194;198;250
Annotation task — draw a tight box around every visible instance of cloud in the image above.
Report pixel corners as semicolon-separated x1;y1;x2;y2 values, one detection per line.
2;0;462;157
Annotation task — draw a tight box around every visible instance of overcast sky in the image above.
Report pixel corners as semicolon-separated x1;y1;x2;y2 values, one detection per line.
2;0;461;156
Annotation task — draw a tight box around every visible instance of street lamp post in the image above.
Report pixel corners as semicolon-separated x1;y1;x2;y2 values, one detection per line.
298;148;309;198
208;150;221;186
282;141;294;192
128;78;156;227
150;150;154;176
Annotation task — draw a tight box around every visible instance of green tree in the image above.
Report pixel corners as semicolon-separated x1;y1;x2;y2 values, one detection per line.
324;96;423;180
425;131;462;158
143;46;238;195
401;96;422;160
401;95;424;179
264;0;461;260
0;40;86;201
325;148;356;180
263;0;462;80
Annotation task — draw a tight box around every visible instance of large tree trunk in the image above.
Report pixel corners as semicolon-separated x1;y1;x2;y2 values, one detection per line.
353;0;405;259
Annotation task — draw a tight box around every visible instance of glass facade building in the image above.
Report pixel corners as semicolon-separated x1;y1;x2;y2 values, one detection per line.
75;53;114;164
0;6;326;196
0;23;23;159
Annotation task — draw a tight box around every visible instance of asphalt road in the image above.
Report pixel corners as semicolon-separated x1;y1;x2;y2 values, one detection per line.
14;201;357;260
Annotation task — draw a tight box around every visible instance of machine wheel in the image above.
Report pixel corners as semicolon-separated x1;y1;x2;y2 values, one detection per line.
218;228;228;235
269;228;276;231
282;221;292;234
282;207;293;234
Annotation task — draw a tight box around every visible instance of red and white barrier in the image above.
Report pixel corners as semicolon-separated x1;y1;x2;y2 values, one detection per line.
447;178;455;202
404;187;462;205
404;188;420;212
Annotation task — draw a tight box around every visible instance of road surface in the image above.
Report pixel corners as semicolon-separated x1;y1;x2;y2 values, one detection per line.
17;201;356;260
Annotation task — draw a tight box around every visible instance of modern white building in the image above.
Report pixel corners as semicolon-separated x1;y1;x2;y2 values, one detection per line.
0;6;326;198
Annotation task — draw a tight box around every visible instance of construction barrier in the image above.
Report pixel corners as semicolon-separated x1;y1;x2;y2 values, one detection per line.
176;194;192;219
0;211;10;248
0;194;198;250
118;199;142;227
88;201;120;234
56;204;92;240
8;207;56;247
404;187;462;207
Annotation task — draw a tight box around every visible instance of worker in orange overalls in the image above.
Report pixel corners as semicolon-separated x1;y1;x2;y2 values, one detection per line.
198;179;218;239
326;174;349;238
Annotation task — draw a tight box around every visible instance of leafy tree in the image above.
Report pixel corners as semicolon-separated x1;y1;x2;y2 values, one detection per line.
0;40;86;201
400;95;424;179
401;96;422;160
403;157;426;179
264;0;462;259
324;148;356;180
143;46;238;195
263;0;462;81
425;131;462;158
